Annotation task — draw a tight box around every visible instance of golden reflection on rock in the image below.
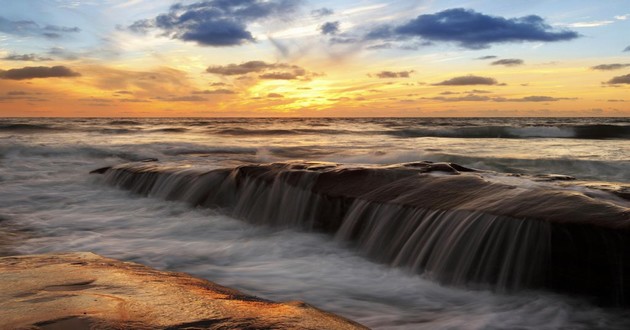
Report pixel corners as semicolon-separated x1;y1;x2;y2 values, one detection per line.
0;252;366;330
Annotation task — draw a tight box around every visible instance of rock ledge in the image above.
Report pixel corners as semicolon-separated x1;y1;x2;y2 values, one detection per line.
0;252;365;330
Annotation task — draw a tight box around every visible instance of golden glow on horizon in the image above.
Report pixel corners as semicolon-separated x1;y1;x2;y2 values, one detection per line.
0;57;628;117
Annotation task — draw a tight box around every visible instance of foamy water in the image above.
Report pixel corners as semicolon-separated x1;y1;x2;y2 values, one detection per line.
1;118;629;329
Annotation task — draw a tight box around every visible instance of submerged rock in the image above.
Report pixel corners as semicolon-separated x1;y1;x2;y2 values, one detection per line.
0;252;366;330
93;161;630;306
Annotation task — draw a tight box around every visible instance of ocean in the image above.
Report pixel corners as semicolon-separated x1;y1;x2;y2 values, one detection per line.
1;117;629;329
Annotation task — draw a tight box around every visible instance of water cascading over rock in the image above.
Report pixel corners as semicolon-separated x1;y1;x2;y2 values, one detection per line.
93;161;630;305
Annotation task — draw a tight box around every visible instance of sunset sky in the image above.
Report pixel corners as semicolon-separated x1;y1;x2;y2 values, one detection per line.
0;0;629;117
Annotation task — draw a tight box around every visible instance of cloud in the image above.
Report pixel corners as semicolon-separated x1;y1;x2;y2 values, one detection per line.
311;8;333;17
126;0;301;47
564;20;614;28
259;72;302;79
606;74;630;85
119;98;150;103
591;63;630;71
159;95;207;102
0;66;81;80
433;75;498;86
491;59;524;66
477;55;497;60
425;94;491;102
0;16;80;39
320;21;340;35
207;61;315;80
47;47;80;60
268;93;284;98
373;70;414;78
494;96;575;102
192;89;236;94
207;61;282;75
0;90;47;103
1;53;53;62
366;8;579;49
427;94;574;102
624;46;630;52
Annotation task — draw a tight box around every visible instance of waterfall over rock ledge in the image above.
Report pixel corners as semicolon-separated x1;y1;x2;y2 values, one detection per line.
94;161;630;306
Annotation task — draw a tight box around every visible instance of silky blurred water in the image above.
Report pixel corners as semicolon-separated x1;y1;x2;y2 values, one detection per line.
1;117;629;329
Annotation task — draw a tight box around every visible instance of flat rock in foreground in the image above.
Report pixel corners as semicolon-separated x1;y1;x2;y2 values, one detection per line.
0;252;365;330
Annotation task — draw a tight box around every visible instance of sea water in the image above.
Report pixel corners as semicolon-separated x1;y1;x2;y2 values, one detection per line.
1;117;629;329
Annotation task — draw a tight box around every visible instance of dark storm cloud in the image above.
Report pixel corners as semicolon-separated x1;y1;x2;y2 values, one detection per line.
126;0;301;47
0;16;80;39
591;63;630;71
0;66;81;80
207;61;315;80
606;74;630;84
2;53;53;61
320;21;340;35
491;59;524;66
433;75;498;86
373;70;414;78
311;8;333;17
365;8;579;49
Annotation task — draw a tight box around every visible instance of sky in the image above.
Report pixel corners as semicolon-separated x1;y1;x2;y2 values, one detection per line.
0;0;629;117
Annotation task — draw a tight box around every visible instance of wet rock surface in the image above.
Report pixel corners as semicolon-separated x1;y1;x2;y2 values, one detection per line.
0;252;366;330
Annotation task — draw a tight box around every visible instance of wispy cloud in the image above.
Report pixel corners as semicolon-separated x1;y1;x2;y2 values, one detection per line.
491;59;524;67
371;70;414;78
563;20;614;28
591;63;630;71
426;94;575;102
206;61;317;80
311;7;334;17
0;16;80;39
2;53;53;62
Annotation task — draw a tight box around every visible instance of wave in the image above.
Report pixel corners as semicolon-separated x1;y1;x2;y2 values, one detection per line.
386;125;630;139
149;128;189;133
97;128;139;134
0;123;59;132
96;161;630;305
212;128;362;136
108;120;142;125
